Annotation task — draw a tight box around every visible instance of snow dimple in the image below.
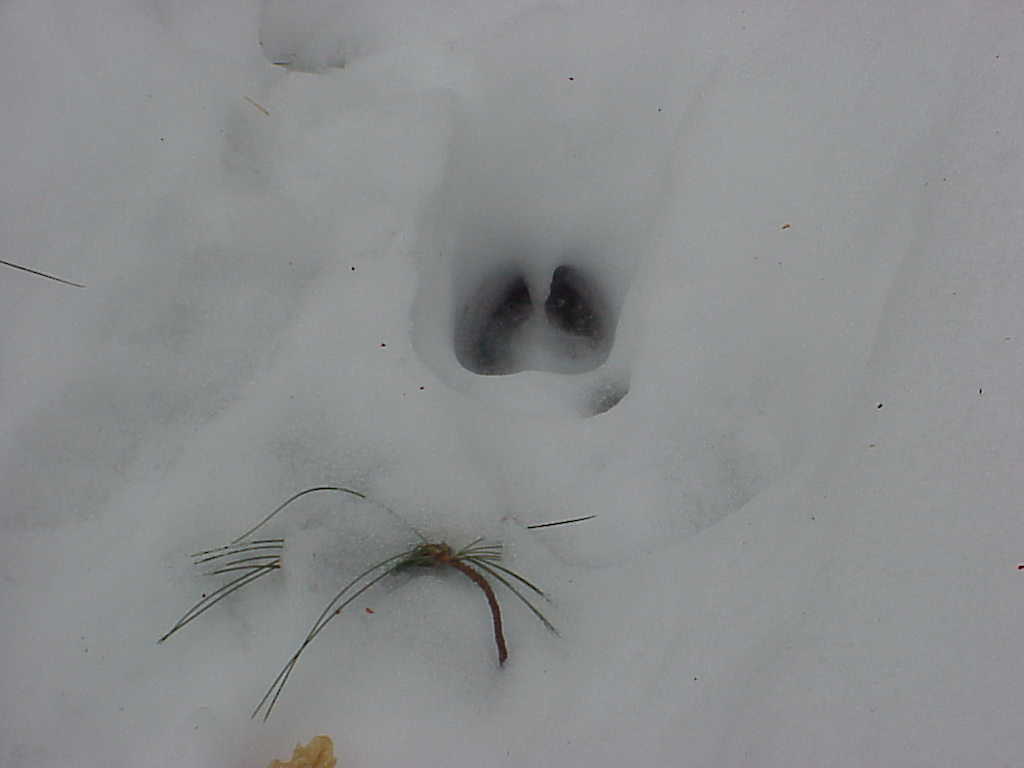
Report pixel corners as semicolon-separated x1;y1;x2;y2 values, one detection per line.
586;377;630;416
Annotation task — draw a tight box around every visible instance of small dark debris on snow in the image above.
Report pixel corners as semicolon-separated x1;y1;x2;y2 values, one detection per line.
244;96;270;116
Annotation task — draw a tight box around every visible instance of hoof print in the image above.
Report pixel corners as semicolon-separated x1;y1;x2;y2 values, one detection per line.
475;275;534;375
545;265;604;342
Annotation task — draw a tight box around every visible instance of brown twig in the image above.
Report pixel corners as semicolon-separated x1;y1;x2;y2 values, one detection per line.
442;553;508;664
244;96;270;116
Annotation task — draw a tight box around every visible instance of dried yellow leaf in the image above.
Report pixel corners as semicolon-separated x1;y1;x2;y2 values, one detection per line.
267;735;337;768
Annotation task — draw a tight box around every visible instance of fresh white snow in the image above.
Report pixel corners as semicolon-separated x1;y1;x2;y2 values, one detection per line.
2;1;1023;766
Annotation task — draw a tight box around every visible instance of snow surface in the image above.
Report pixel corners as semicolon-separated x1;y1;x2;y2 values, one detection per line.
2;1;1023;766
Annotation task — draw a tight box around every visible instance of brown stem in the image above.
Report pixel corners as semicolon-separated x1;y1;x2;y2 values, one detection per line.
447;559;508;665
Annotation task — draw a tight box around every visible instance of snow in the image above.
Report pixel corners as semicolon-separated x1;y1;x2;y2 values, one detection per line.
2;1;1023;766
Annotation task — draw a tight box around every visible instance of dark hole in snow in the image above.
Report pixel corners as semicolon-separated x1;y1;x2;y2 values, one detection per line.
455;263;615;378
545;265;604;340
463;273;533;375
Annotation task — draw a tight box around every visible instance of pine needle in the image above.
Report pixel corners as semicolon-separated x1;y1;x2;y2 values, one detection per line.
158;562;280;643
229;486;368;544
473;558;549;601
193;541;284;565
252;551;411;721
465;557;558;636
1;259;84;288
161;485;575;720
160;486;425;648
526;515;596;530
